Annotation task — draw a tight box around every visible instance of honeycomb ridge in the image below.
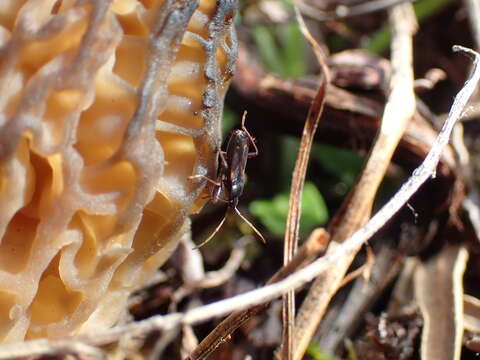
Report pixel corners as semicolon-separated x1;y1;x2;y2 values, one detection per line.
0;0;236;341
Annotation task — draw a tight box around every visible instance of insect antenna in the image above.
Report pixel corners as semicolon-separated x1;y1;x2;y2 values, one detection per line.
194;211;228;249
233;207;266;244
194;207;266;249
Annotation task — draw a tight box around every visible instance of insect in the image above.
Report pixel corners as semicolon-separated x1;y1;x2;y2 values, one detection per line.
193;111;265;248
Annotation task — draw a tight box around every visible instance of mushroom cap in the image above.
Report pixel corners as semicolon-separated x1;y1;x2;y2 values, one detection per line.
0;0;236;341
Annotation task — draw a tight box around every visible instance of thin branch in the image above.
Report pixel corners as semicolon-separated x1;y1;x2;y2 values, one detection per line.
1;46;478;360
0;340;106;360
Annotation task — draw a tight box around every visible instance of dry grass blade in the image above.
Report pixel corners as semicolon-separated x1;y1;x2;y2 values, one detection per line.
279;77;327;360
278;3;331;358
292;4;417;359
414;244;468;360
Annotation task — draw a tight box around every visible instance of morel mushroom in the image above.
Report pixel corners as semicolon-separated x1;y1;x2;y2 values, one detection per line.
0;0;236;342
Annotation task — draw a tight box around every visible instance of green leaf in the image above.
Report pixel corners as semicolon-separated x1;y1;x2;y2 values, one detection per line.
250;1;306;78
279;22;306;77
307;341;343;360
312;144;363;188
250;182;328;237
251;25;285;75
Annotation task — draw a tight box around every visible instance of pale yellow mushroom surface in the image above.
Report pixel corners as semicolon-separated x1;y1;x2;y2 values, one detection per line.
0;0;236;342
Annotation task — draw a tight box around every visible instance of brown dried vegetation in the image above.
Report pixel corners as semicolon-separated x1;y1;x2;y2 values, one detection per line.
3;1;480;360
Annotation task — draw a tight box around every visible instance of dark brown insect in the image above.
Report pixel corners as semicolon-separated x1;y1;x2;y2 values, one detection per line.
193;112;265;247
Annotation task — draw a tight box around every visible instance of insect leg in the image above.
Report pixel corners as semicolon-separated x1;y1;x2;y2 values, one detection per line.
219;150;228;169
212;171;231;204
240;111;259;158
189;174;221;187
